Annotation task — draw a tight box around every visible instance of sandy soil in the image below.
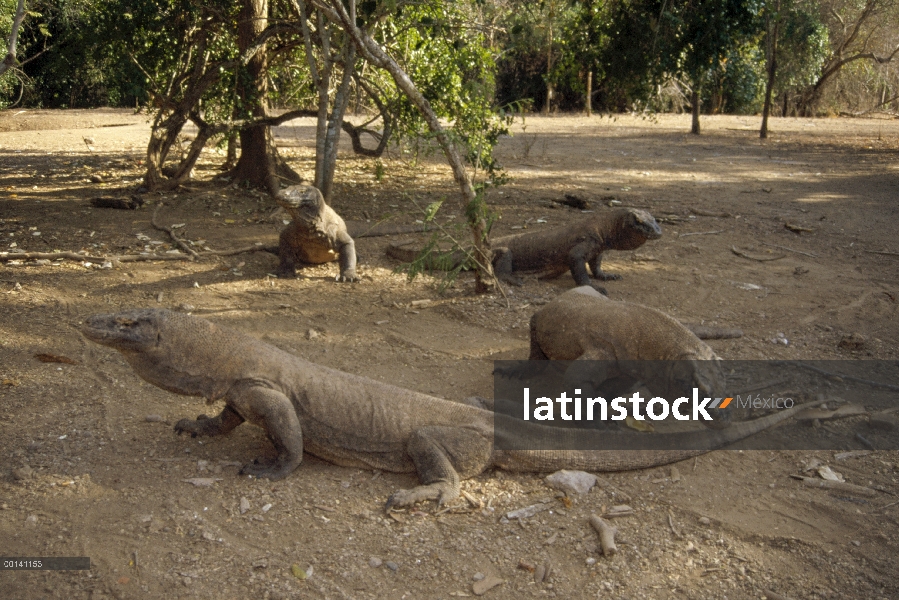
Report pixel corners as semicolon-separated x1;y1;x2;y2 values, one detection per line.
0;108;898;599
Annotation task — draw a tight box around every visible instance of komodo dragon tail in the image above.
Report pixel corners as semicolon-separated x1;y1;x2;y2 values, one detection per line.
493;401;815;473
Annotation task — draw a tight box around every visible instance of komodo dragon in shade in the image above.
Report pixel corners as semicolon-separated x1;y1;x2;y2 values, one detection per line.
492;207;662;290
82;309;808;509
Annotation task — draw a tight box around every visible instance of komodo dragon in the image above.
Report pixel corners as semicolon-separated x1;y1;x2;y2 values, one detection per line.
492;208;662;289
522;286;730;426
274;185;358;282
82;308;809;509
271;184;432;282
386;208;662;291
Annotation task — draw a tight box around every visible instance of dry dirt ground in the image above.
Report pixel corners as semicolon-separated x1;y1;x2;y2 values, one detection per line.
0;108;898;600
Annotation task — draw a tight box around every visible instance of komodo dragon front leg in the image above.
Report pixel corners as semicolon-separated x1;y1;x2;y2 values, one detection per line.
385;426;493;510
588;250;619;281
568;239;613;289
175;382;304;480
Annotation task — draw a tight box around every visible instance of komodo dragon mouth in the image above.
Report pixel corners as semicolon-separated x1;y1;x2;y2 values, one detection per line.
81;312;160;351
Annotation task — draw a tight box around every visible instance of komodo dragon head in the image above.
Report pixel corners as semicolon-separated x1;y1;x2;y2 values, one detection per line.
621;208;663;241
81;309;245;401
276;184;325;225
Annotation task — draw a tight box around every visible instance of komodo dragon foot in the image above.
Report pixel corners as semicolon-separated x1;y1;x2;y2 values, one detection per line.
239;456;299;480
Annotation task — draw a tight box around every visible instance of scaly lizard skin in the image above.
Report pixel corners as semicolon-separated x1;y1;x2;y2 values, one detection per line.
83;309;807;509
492;208;662;291
523;286;730;427
275;185;358;282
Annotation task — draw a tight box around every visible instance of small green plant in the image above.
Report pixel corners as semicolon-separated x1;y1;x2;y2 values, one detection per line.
374;160;385;182
395;194;501;293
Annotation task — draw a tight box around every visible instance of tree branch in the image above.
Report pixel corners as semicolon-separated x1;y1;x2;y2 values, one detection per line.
1;0;28;76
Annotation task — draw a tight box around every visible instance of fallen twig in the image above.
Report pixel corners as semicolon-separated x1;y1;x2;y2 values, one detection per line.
688;207;732;218
865;249;899;257
0;250;190;263
152;204;200;259
679;230;725;238
667;511;681;538
731;246;785;262
760;242;818;258
784;223;814;234
790;475;877;497
589;515;618;556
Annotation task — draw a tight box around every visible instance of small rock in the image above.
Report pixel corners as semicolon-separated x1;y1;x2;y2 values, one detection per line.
545;470;597;495
12;465;34;480
261;503;273;513
472;575;504;596
368;557;382;568
26;514;38;524
182;477;221;487
698;517;711;526
239;497;250;514
472;572;485;581
179;303;196;312
534;564;546;583
586;557;597;566
196;460;209;472
145;414;164;423
385;561;399;572
506;503;550;520
838;333;866;351
817;465;844;482
306;329;320;340
517;559;536;572
670;466;682;482
869;414;898;431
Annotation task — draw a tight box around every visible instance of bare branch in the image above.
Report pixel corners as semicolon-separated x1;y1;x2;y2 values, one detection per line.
1;0;28;76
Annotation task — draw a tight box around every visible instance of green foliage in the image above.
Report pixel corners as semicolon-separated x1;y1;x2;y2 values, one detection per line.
770;2;828;91
372;1;511;181
393;196;477;290
717;43;766;113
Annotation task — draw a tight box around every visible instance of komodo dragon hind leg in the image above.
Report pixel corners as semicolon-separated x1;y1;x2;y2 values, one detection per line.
492;248;523;286
175;405;245;437
385;426;492;511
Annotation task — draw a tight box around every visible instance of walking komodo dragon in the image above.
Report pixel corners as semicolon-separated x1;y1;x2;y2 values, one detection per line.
82;309;808;509
387;208;662;291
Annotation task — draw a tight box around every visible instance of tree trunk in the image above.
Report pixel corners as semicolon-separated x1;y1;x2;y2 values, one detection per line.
760;0;780;140
586;71;592;116
229;0;300;194
543;1;554;115
320;41;356;200
318;0;496;292
690;89;701;135
1;0;26;77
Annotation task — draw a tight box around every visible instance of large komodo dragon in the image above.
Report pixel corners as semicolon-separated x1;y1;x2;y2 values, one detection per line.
82;309;808;509
521;286;732;426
